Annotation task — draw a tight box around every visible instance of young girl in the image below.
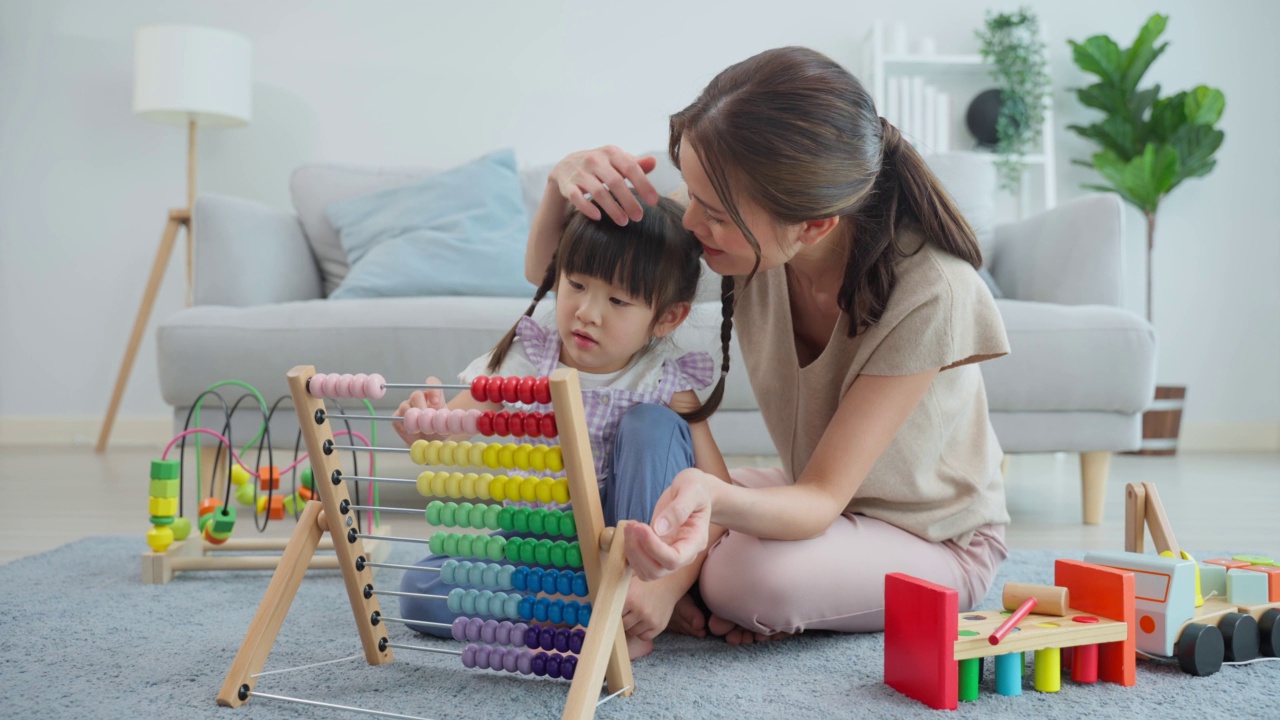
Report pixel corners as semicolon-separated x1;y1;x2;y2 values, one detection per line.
394;195;731;657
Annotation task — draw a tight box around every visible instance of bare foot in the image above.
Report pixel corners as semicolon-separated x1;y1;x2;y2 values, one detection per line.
665;593;708;638
627;634;654;660
707;614;791;646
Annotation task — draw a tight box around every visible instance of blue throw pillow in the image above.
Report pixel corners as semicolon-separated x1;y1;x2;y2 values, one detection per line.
326;149;535;299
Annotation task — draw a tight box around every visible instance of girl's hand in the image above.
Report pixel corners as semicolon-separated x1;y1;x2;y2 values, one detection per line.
624;469;715;581
549;146;662;227
392;376;447;446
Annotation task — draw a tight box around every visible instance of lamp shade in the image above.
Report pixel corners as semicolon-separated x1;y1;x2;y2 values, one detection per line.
133;24;252;127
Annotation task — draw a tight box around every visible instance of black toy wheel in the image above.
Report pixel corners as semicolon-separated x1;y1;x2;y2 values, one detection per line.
1260;609;1280;657
1177;622;1224;676
1219;612;1259;662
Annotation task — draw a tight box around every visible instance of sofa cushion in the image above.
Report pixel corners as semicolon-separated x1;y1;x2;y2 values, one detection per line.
981;299;1157;414
925;152;997;259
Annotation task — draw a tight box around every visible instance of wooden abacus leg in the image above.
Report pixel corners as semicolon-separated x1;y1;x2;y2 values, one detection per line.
563;525;634;720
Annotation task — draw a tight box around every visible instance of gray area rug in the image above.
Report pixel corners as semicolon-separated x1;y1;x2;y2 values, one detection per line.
2;537;1276;719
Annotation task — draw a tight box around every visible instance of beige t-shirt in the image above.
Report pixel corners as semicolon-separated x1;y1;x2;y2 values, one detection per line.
733;229;1011;546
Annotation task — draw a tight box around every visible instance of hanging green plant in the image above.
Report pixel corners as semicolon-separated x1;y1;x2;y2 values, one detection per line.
975;7;1052;192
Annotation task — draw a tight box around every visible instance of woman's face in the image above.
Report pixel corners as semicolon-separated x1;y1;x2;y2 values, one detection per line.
678;142;799;277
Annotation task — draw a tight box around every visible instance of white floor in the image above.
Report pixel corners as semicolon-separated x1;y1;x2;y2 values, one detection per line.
0;446;1276;565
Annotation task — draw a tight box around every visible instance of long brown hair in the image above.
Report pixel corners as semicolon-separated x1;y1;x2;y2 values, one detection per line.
488;195;725;423
669;46;982;337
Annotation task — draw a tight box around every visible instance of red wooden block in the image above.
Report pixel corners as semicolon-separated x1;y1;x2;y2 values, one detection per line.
1204;558;1250;569
1054;559;1136;687
1242;565;1280;603
884;573;958;711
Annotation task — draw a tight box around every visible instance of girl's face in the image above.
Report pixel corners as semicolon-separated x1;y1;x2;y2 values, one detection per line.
679;142;800;277
554;271;689;375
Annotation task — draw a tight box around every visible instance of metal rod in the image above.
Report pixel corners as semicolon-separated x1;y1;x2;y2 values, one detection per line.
331;444;410;454
345;475;416;486
379;611;452;624
248;691;438;720
597;685;633;707
384;642;464;656
374;591;450;603
354;532;433;546
251;654;362;678
363;561;442;574
347;505;422;515
383;383;470;390
325;413;405;422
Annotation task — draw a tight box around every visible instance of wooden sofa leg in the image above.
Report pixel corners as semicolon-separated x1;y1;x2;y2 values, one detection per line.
1080;451;1111;525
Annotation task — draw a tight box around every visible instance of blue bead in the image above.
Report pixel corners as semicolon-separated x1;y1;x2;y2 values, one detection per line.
556;571;573;596
527;567;545;593
534;597;550;622
542;569;558;595
578;603;591;628
540;626;555;651
518;596;534;621
572;573;588;598
562;603;578;628
548;599;564;625
525;625;540;650
511;566;528;592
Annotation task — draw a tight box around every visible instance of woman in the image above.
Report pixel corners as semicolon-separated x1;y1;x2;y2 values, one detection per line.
526;46;1010;648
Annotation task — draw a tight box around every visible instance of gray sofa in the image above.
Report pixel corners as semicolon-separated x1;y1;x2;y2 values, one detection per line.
157;152;1156;524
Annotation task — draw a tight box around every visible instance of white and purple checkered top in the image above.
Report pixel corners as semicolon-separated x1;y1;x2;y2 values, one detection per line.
459;316;715;485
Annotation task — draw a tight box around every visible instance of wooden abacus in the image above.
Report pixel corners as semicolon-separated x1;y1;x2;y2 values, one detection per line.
216;366;635;720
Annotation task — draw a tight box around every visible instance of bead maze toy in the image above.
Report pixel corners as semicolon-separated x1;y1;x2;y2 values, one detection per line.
216;366;636;720
884;559;1137;710
1081;481;1279;675
142;380;391;584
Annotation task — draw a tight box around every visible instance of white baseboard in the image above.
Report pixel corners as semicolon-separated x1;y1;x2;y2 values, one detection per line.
1178;421;1280;452
0;416;171;448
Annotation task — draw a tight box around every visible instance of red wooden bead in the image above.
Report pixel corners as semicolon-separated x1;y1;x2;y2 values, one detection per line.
534;377;551;404
486;378;504;404
518;376;536;405
477;411;495;437
493;412;510;436
541;412;557;438
524;412;542;438
509;411;526;438
471;377;489;403
502;376;520;404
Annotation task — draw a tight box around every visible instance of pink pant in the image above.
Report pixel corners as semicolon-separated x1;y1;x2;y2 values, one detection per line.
700;466;1008;634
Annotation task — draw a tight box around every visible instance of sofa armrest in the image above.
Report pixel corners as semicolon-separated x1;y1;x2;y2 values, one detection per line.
989;193;1125;306
193;193;323;306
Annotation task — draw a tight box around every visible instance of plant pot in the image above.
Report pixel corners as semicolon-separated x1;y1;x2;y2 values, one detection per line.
1128;385;1187;456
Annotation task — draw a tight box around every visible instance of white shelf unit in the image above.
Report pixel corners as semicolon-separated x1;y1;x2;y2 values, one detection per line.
861;21;1057;218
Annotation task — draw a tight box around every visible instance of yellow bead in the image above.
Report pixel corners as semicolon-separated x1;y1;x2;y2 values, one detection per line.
499;443;517;469
483;444;500;469
469;444;486;468
230;463;252;486
410;440;428;465
148;496;179;517
446;472;464;498
236;482;256;506
146;525;174;553
517;477;535;503
547;447;564;473
460;473;478;499
441;441;457;467
536;478;554;504
416;471;434;496
432;471;449;498
530;445;548;472
476;474;494;501
489;475;507;502
514;445;531;470
456;442;472;467
506;476;522;501
426;441;442;466
552;478;571;504
256;496;268;515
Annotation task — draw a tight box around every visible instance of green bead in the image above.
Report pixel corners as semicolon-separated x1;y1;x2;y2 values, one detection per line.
171;516;191;541
1233;554;1275;566
505;537;522;562
499;507;515;531
475;535;491;558
488;536;506;562
212;506;237;533
457;534;474;558
425;501;442;526
443;533;460;557
149;515;175;526
149;478;180;498
456;502;474;528
484;505;502;531
567;543;582;568
470;504;486;529
198;513;213;533
562;513;576;538
429;532;446;555
300;467;314;489
513;509;530;534
535;540;552;566
529;510;546;536
549;542;566;568
543;511;561;537
519;539;536;564
150;459;180;480
236;483;256;506
441;503;457;528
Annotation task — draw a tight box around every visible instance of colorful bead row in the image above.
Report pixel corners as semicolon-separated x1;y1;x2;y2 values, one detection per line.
402;408;559;439
416;472;570;505
145;459;192;552
444;587;592;627
440;559;589;598
427;501;578;538
409;440;565;474
308;373;387;400
461;643;578;680
449;617;586;655
428;532;583;569
469;376;552;406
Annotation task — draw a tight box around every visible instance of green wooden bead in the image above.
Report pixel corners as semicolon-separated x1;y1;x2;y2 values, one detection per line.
505;537;522;562
535;540;552;566
198;513;213;533
429;532;446;555
561;513;576;538
513;509;530;534
149;478;180;498
470;504;486;529
456;502;474;528
567;543;582;568
457;534;474;558
236;483;256;506
149;515;175;526
543;511;561;537
488;536;506;562
171;516;191;540
150;459;180;480
485;505;502;531
426;501;443;526
549;542;566;568
443;534;459;557
441;503;457;528
529;510;546;536
499;507;515;531
519;540;536;564
211;507;237;533
300;467;314;489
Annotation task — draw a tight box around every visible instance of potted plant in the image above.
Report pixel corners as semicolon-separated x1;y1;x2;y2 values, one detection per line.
1068;14;1226;454
973;7;1052;193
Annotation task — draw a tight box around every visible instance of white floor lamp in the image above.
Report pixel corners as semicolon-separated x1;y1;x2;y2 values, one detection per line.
97;24;252;452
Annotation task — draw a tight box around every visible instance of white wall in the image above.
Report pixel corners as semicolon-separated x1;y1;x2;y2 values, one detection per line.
2;0;1277;446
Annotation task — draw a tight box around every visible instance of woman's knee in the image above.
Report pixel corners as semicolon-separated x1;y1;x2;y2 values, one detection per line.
699;533;793;627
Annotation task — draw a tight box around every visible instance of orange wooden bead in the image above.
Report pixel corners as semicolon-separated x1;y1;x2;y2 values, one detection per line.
258;465;281;491
198;497;222;518
268;495;285;521
298;486;313;501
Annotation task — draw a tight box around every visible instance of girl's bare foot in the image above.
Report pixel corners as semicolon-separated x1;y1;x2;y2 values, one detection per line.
627;635;654;660
665;593;708;638
707;614;791;645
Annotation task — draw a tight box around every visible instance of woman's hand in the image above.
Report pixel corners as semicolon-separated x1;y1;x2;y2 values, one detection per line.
549;146;662;226
624;468;716;581
391;376;447;446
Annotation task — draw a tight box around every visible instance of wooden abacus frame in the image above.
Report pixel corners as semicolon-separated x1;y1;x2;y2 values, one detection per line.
216;365;635;720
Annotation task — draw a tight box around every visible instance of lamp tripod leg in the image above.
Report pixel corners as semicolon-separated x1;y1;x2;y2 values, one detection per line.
96;211;188;453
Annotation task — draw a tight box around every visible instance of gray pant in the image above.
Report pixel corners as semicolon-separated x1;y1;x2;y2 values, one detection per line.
397;403;694;636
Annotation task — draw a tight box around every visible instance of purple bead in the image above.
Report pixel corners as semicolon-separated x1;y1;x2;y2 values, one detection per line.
539;626;556;651
503;647;519;673
481;619;498;645
451;617;468;642
546;653;562;679
532;651;548;676
525;625;540;650
466;616;484;642
512;623;529;646
495;620;513;646
562;655;577;680
475;644;492;670
517;650;533;675
462;643;478;669
570;629;585;654
554;628;570;653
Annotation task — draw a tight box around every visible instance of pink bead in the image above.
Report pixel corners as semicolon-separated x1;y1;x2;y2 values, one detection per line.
351;373;369;399
463;409;481;436
323;374;342;398
366;373;386;400
309;374;327;397
432;408;451;435
403;408;422;435
341;374;358;398
419;409;437;435
447;410;465;435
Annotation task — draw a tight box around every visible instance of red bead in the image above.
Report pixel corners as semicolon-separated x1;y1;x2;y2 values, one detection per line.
518;376;536;405
471;377;489;403
502;376;520;404
524;412;542;438
508;411;526;438
486;378;504;404
493;412;510;436
534;377;551;404
477;411;495;436
541;412;557;438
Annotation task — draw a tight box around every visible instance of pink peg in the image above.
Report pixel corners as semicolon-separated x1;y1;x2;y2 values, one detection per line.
447;410;465;435
432;408;452;435
309;373;328;397
351;373;369;399
366;373;386;400
403;408;422;435
463;409;481;436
